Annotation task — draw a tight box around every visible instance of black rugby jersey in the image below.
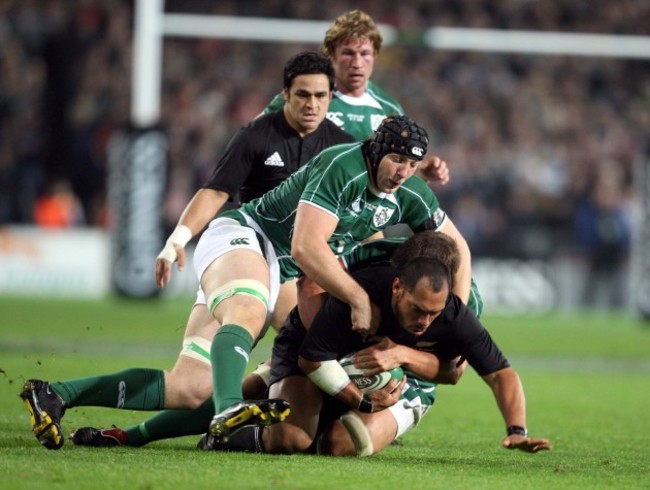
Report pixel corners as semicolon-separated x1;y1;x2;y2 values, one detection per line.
203;109;354;204
299;265;509;377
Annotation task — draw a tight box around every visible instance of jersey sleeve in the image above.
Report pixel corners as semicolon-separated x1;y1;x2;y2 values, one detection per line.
298;296;363;361
400;177;447;231
442;302;510;376
263;93;284;114
339;238;405;272
298;144;362;218
202;125;258;197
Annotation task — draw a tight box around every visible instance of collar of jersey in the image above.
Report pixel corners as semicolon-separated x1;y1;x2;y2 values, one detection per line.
334;89;383;110
367;181;399;204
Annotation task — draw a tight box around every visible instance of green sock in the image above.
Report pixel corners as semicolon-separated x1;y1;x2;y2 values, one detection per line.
124;399;215;447
211;324;254;413
50;368;165;410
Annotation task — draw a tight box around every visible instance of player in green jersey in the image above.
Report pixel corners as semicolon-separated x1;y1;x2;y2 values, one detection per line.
72;115;471;447
264;9;450;184
24;115;470;452
263;9;473;334
194;114;471;441
265;10;402;141
19;51;346;450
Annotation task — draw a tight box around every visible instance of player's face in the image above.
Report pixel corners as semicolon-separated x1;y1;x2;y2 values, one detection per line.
374;153;420;193
392;277;448;336
330;36;375;97
284;74;333;136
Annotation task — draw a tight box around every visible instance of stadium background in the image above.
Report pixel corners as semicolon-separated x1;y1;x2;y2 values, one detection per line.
0;0;649;314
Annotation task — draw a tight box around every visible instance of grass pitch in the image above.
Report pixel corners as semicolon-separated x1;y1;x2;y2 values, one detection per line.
1;296;649;489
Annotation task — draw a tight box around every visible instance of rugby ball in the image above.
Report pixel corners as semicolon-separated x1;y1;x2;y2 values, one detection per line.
339;352;404;394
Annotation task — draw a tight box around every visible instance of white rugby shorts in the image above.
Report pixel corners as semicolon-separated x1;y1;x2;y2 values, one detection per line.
192;217;280;319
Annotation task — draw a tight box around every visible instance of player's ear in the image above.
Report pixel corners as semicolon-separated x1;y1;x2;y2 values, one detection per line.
282;88;290;103
392;277;402;295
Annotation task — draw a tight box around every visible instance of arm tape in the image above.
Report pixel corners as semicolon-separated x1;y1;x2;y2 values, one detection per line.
306;360;351;396
157;225;193;262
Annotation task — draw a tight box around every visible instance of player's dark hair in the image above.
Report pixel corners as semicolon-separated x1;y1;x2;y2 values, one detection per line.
392;231;460;281
284;51;335;91
398;256;451;295
363;115;429;182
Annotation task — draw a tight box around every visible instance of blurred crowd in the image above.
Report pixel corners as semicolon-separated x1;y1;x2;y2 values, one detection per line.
1;1;648;301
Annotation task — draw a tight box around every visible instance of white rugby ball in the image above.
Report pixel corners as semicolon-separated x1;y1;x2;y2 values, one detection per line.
339;352;404;394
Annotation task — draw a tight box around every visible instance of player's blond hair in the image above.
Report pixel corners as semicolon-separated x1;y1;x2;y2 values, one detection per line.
322;10;383;56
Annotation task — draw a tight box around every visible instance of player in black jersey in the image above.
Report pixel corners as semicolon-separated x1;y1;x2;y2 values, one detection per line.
200;233;551;457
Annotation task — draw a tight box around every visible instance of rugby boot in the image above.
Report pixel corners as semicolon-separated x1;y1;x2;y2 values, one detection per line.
209;398;290;442
197;432;217;450
19;379;66;450
70;426;127;447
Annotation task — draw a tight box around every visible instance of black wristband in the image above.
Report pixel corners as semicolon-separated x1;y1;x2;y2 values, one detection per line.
358;395;373;413
507;425;528;437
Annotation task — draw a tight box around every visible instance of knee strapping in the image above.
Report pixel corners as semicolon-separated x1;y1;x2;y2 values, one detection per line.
340;411;374;457
207;279;269;313
180;336;212;365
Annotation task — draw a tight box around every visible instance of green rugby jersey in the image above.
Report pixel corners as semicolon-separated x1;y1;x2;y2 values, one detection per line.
222;142;445;281
264;80;404;141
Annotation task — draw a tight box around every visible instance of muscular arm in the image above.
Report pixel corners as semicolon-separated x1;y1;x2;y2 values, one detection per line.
292;203;374;333
298;356;402;413
155;188;230;288
437;218;472;304
482;367;527;429
352;337;465;384
177;188;230;235
482;367;551;452
398;349;466;385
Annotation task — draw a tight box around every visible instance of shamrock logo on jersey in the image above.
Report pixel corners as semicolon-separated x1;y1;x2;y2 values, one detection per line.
373;205;395;227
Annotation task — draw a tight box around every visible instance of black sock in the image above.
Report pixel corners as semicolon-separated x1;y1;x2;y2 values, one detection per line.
214;426;264;453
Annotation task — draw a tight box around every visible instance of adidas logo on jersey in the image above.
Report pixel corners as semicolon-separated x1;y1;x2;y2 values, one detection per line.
264;152;284;167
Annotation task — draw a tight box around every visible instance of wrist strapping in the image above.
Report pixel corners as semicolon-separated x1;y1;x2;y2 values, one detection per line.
157;225;192;262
